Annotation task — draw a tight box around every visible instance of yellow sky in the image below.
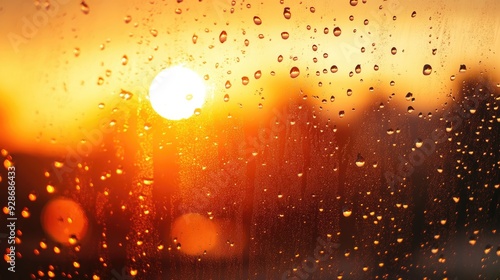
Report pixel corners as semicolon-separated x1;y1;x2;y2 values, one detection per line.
0;0;498;156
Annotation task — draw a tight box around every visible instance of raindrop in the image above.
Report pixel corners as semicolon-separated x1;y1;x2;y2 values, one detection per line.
432;48;437;55
355;64;361;73
407;106;414;113
121;55;128;66
423;64;432;75
254;70;262;79
124;15;132;24
244;39;249;46
330;95;335;102
312;44;318;51
223;94;230;102
330;65;338;73
97;77;104;85
363;19;369;25
150;29;158;37
324;27;329;34
350;0;358;6
347;89;353;96
290;67;300;78
281;32;289;40
333;27;342;36
391;47;397;55
225;80;232;89
339;110;345;118
415;138;423;148
459;64;467;72
405;92;413;100
450;75;456;81
80;1;89;14
175;8;182;14
219;31;227;43
253;16;262;25
355;153;365;167
411;11;417;17
119;89;133;100
192;34;198;44
374;65;379;71
242;76;249;85
277;55;283;62
283;7;291;19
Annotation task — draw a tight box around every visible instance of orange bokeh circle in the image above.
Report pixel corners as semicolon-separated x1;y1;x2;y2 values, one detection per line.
171;213;218;256
40;197;88;245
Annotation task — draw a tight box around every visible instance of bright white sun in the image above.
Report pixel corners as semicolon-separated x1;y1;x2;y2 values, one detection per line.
149;66;207;120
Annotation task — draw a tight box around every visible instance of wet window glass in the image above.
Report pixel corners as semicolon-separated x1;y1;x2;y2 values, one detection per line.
0;0;499;279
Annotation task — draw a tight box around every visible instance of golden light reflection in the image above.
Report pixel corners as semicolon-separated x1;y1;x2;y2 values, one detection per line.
171;213;218;256
40;197;88;245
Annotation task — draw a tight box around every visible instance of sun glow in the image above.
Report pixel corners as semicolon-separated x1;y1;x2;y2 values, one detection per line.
149;66;207;121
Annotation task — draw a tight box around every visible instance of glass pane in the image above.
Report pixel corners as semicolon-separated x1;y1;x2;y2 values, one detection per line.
0;0;499;279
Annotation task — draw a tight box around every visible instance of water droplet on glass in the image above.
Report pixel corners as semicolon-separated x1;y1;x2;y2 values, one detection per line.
330;95;335;102
310;6;315;13
242;76;249;85
97;77;104;85
459;64;467;72
339;110;345;118
150;29;158;37
364;19;369;25
175;8;182;14
355;153;365;167
283;7;291;19
330;65;338;73
254;70;262;79
355;64;361;74
405;92;413;100
192;34;198;44
124;15;132;24
343;207;353;217
411;11;417;17
374;64;379;71
80;1;89;14
73;48;80;57
347;89;353;96
253;16;262;25
407;106;414;113
219;31;227;43
333;27;342;36
324;27;329;34
432;48;437;55
121;55;128;65
225;80;232;89
391;47;397;55
423;64;432;75
119;89;133;100
450;75;456;81
350;0;358;6
281;32;289;39
290;67;300;78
